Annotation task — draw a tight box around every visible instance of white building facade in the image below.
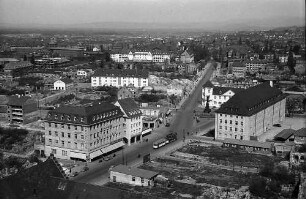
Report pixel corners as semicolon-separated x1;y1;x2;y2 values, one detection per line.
91;69;149;88
53;78;73;90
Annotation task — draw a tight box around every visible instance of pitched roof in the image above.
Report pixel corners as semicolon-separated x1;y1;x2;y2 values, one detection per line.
294;128;306;137
116;98;142;118
8;95;35;106
212;87;244;95
274;129;295;141
202;80;214;88
45;102;123;125
223;138;273;149
215;83;287;116
111;164;159;179
92;69;149;78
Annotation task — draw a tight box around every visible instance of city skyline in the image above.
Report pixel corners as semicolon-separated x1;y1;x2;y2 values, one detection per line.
0;0;305;31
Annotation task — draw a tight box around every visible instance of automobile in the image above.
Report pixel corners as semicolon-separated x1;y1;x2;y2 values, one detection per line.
273;124;281;127
70;171;79;177
81;166;89;172
165;123;170;127
103;156;112;161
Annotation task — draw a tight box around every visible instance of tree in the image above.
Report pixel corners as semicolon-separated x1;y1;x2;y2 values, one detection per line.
287;51;296;74
23;54;27;61
249;177;267;198
292;45;300;55
30;54;35;64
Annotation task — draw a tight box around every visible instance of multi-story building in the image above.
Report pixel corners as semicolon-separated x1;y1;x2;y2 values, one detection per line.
180;50;194;63
215;83;286;141
44;102;125;161
7;95;38;124
231;61;246;77
202;81;244;109
91;69;149;88
244;60;267;74
110;49;170;63
114;98;143;145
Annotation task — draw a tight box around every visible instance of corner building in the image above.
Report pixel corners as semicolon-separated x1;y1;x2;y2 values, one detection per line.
215;83;286;141
44;102;125;162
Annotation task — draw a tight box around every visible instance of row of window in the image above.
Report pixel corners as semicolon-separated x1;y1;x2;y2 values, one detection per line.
219;133;243;140
48;123;85;131
49;140;84;149
219;125;243;132
51;149;68;156
48;131;84;139
219;119;243;125
219;114;243;119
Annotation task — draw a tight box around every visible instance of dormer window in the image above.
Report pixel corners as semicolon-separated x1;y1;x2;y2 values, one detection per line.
92;116;95;121
48;113;51;118
81;117;84;122
67;116;71;121
61;115;64;120
74;117;77;121
55;114;58;119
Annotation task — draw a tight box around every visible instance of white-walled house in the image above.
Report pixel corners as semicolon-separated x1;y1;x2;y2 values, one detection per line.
91;69;149;88
202;81;244;109
110;164;158;186
53;78;73;90
114;98;143;145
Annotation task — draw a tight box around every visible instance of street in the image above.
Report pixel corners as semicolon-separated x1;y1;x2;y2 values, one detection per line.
73;62;215;185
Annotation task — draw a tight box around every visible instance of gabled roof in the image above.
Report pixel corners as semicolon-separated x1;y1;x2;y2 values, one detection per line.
212;87;244;95
59;78;73;84
215;83;287;116
202;80;214;88
116;98;142;118
294;128;306;137
8;95;35;106
111;164;159;179
274;129;295;141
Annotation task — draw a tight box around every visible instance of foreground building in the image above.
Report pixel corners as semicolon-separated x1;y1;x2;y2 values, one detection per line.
215;83;286;141
44;102;125;161
114;98;143;145
109;164;158;186
91;69;149;88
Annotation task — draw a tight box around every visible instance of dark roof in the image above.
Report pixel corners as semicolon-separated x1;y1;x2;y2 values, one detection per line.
116;98;142;118
223;138;273;149
0;157;66;199
7;95;35;106
45;102;123;125
285;86;305;92
111;164;159;179
212;87;244;95
49;47;84;51
274;129;295;141
202;80;214;88
0;157;160;199
59;78;73;84
92;69;149;78
215;83;287;116
294;128;306;137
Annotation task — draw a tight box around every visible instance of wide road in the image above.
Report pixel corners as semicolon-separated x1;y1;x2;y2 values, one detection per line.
74;62;214;185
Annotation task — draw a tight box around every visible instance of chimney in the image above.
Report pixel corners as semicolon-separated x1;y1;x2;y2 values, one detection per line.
270;80;273;87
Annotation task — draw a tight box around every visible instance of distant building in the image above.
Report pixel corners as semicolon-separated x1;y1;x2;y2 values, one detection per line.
110;49;170;63
180;50;194;64
244;59;267;74
202;81;244;109
44;102;125;161
54;78;73;90
91;69;149;88
117;87;133;100
294;128;306;145
279;55;288;63
115;98;143;145
49;47;84;58
0;95;9;121
109;164;158;186
232;61;246;77
3;61;33;75
7;95;38;124
215;83;286;141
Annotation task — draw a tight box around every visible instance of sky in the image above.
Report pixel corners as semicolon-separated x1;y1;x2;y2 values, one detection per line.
0;0;305;26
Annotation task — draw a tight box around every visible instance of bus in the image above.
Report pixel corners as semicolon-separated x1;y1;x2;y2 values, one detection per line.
153;138;169;149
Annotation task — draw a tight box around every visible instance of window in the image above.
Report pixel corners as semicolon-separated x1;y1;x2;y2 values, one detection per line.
74;142;77;148
51;149;57;154
225;126;227;130
55;140;58;144
225;120;227;124
132;177;135;181
68;133;71;138
230;120;232;124
62;150;67;156
62;141;64;146
75;126;77;130
230;127;232;131
81;126;84;131
219;126;222;129
61;124;64;129
81;143;84;149
55;123;58;128
141;178;144;183
67;125;70;130
81;135;84;139
75;134;77;139
61;132;64;137
55;131;58;136
219;119;222;123
241;122;243;125
49;139;52;143
49;131;51;135
49;123;51;127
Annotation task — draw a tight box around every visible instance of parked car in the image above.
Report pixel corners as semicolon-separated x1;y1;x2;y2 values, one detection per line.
81;166;89;172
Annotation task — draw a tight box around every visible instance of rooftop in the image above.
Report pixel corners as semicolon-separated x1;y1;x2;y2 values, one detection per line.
92;69;149;78
274;129;295;141
215;83;286;116
116;98;142;118
111;164;159;179
212;87;244;96
8;95;35;106
294;128;306;137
